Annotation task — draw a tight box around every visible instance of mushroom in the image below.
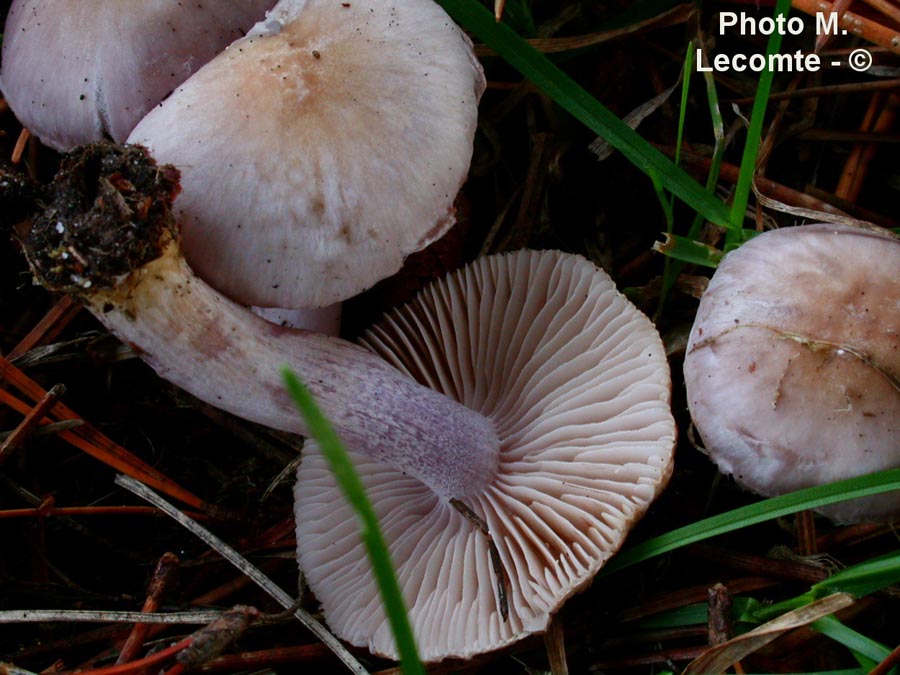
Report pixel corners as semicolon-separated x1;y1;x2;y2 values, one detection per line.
23;142;498;499
0;0;275;152
296;249;677;660
683;223;900;523
23;141;676;661
126;0;485;311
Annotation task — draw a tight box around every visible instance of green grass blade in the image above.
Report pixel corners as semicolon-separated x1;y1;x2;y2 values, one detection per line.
436;0;731;227
650;172;676;228
734;671;864;675
811;616;892;664
812;550;900;598
656;45;694;314
653;233;723;267
601;468;900;576
658;41;727;304
753;550;900;622
698;46;726;210
728;0;792;239
282;369;425;675
684;42;727;244
672;46;692;189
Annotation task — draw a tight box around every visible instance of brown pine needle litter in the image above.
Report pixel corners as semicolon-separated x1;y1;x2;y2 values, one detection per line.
2;0;900;673
0;354;210;512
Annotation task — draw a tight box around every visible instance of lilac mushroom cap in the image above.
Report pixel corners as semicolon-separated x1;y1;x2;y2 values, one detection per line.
684;223;900;523
0;0;274;151
127;0;485;310
295;250;676;661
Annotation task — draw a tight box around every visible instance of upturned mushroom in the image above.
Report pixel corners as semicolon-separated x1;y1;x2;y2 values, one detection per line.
3;0;484;332
683;223;900;523
22;142;676;661
297;248;677;660
0;0;275;151
23;142;497;499
127;0;485;311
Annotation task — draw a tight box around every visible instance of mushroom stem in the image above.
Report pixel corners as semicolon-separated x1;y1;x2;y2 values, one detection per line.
22;143;500;501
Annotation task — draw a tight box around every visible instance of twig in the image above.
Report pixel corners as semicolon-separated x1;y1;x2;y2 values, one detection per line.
669;149;844;214
792;0;900;54
795;510;819;556
815;0;852;51
868;641;900;675
0;663;40;675
0;609;221;624
450;498;510;621
0;419;84;442
57;637;192;675
0;505;195;520
729;78;900;104
0;355;210;512
707;583;734;646
544;615;569;675
684;593;856;674
174;606;258;672
817;521;896;548
0;661;37;675
262;454;304;503
860;0;900;30
6;295;82;361
475;4;696;56
114;474;371;675
11;128;29;165
116;552;181;664
620;577;775;622
836;93;899;202
0;383;66;464
688;545;830;585
196;643;334;672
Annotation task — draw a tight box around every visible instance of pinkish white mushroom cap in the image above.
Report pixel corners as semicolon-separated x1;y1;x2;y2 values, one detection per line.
684;223;900;523
127;0;485;310
0;0;274;151
295;250;676;661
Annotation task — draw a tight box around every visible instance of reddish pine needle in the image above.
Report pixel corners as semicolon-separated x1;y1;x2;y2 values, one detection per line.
56;637;192;675
0;354;210;512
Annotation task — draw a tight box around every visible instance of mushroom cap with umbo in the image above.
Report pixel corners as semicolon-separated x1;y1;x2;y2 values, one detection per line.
127;0;485;310
295;250;676;661
0;0;274;152
684;223;900;523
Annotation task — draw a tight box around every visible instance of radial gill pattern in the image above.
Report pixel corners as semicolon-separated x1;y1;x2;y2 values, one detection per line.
295;250;676;661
